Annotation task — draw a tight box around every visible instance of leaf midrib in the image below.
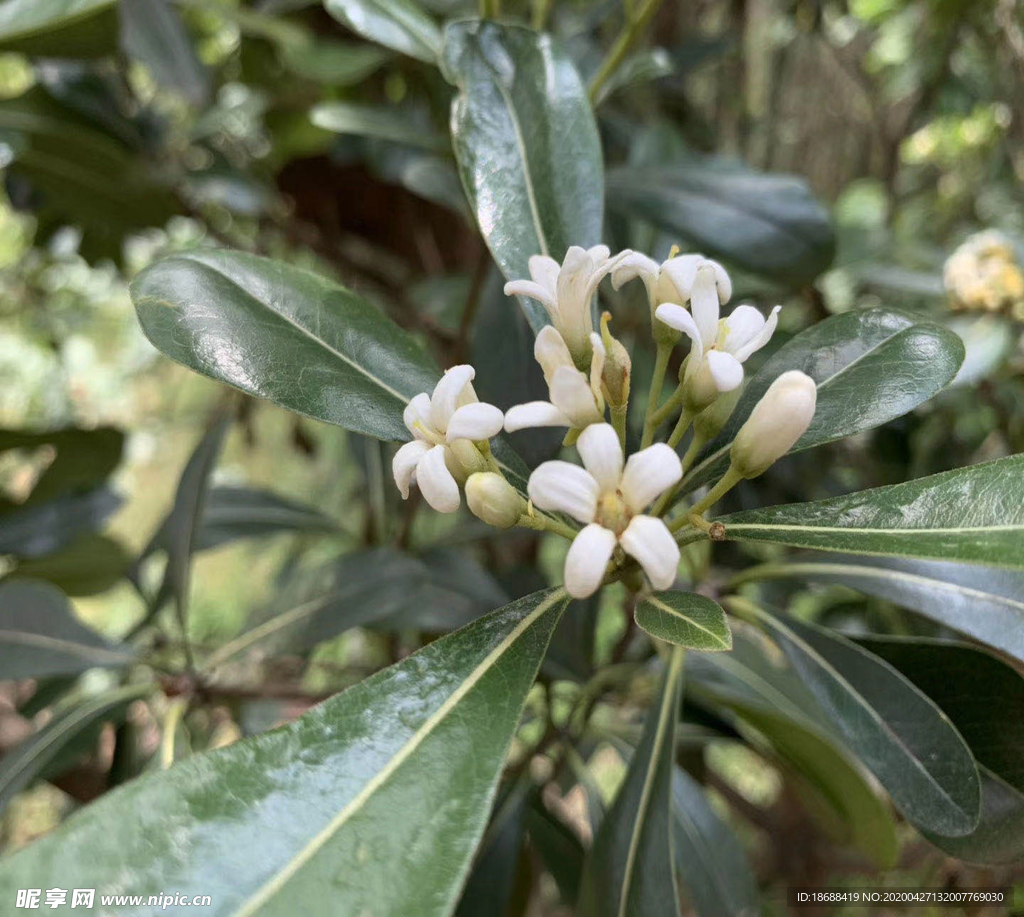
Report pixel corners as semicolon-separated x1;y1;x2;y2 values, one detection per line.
0;629;132;665
640;596;729;648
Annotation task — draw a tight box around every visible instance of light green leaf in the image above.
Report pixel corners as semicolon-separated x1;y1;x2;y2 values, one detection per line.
682;309;965;492
0;580;134;680
634;591;731;651
0;589;568;914
0;0;117;57
324;0;440;63
310;101;446;151
720;455;1024;569
731;599;981;836
443;20;604;332
119;0;210;106
129;248;439;441
606;157;834;283
279;39;390;86
736;555;1024;664
578;647;684;917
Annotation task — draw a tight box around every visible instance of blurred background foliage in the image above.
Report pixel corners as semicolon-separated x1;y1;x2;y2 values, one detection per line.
0;0;1023;912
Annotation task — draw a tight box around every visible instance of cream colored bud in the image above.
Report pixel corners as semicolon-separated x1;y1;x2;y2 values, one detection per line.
682;358;720;412
600;313;631;406
465;473;523;529
447;438;488;482
731;371;816;478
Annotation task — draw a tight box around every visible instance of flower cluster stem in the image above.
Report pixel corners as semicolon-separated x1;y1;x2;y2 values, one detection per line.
518;509;578;541
666;406;695;449
610;402;628;450
641;341;672;449
669;464;743;533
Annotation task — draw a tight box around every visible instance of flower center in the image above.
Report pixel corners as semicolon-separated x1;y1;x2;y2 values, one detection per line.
595;490;632;536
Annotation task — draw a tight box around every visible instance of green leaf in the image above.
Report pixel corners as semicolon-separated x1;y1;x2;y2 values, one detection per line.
737;555;1024;664
119;0;210;106
278;39;390;86
683;309;965;492
443;21;604;333
606;158;835;283
129;249;439;441
0;684;148;818
731;599;980;836
578;647;684;917
11;533;130;596
634;591;732;651
0;0;117;57
0;487;121;559
527;796;584;905
197;486;339;551
720;455;1024;569
310;101;446;151
593;48;673;105
324;0;440;63
0;580;134;679
0;589;567;913
671;766;760;917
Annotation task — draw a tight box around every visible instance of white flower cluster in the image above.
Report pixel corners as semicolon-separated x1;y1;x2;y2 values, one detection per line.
392;245;816;599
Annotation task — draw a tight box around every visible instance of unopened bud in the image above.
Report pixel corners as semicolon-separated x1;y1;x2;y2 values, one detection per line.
682;358;720;412
600;313;631;406
465;473;523;529
694;387;741;442
447;438;487;483
730;371;816;478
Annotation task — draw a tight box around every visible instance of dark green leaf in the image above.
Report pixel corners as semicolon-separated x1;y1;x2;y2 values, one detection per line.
443;21;604;332
130;249;439;441
544;595;597;682
578;647;684;917
0;0;117;57
683;309;965;492
311;101;446;151
197;486;339;551
732;600;980;836
278;39;390;85
634;591;732;651
324;0;441;63
720;456;1024;569
119;0;210;106
737;555;1024;664
11;533;130;596
671;766;760;917
0;487;121;559
0;580;134;679
0;684;149;818
593;48;673;105
0;589;568;914
526;796;584;906
606;158;835;283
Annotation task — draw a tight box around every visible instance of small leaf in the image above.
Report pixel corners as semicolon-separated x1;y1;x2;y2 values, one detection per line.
130;249;439;441
720;455;1024;569
0;0;117;57
324;0;441;63
443;21;604;333
310;101;446;151
634;591;731;651
197;486;339;551
0;589;567;913
606;158;835;283
0;580;134;680
578;647;684;917
683;309;965;492
278;39;390;86
732;600;981;836
11;533;130;596
119;0;210;106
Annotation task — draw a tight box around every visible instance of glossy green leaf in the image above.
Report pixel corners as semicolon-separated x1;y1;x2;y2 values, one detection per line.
197;486;339;551
0;580;134;679
0;589;567;913
731;600;980;836
0;0;117;57
0;487;121;559
311;101;446;151
11;533;130;596
443;21;604;332
324;0;440;62
0;684;148;817
683;309;965;492
737;555;1024;664
671;766;760;917
130;249;439;441
578;647;684;917
720;455;1024;569
606;158;835;283
634;591;732;651
527;796;584;906
119;0;210;106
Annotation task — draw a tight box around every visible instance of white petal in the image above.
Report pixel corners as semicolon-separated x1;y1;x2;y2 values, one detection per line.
550;366;603;428
504;401;572;432
620;515;680;590
589;332;606;400
705;350;744;393
527;461;599;524
585;244;611;263
504;280;558;322
564;523;617;599
657;254;704;302
556;246;596;350
620;443;682;512
417;445;461;513
706;258;732;303
392;440;431;499
534;325;575;386
446;402;504;442
403;392;433;439
732;305;781;362
575;423;623;491
430;365;475;432
610;251;659;292
718;304;766;355
689;265;720;346
654;303;704;363
529;254;561;294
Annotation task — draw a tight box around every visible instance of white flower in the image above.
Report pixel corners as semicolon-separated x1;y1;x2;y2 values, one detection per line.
612;251;732;319
392;365;504;513
527;423;683;598
504;326;606;433
731;370;816;478
504;245;627;361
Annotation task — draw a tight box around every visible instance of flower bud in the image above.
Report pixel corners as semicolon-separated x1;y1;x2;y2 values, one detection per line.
465;473;523;529
694;387;741;442
730;371;816;479
447;438;488;482
600;313;631;407
682;357;719;412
